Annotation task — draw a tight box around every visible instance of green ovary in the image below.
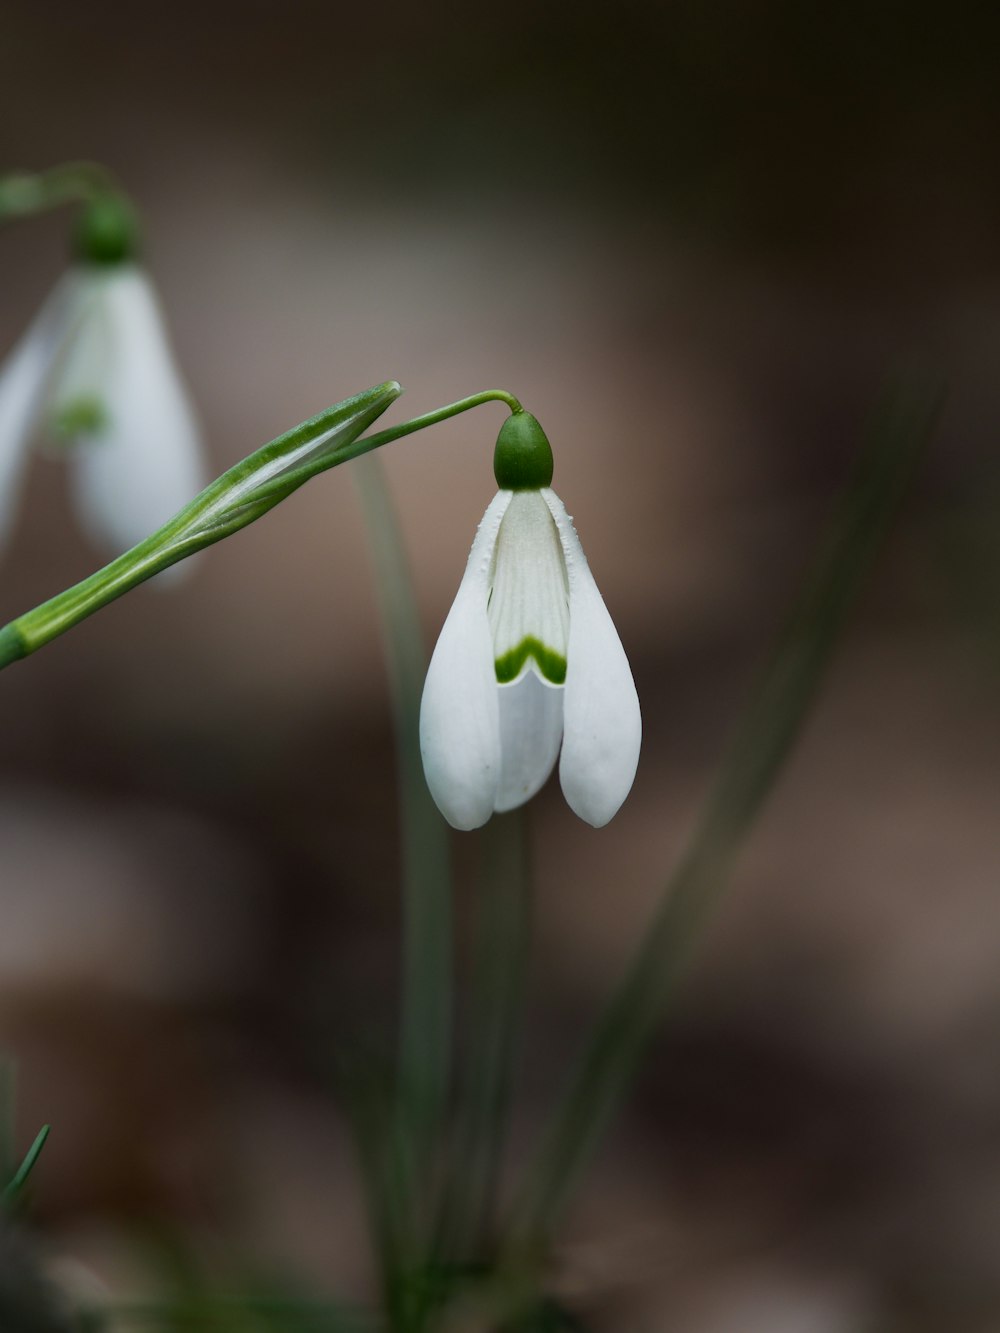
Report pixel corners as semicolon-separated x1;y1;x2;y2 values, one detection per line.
495;636;567;685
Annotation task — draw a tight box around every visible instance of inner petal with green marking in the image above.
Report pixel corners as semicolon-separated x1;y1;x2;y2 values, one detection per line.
51;394;108;442
48;283;114;444
488;490;569;686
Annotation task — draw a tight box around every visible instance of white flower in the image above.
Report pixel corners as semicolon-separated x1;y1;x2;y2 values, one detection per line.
419;456;641;830
0;263;205;564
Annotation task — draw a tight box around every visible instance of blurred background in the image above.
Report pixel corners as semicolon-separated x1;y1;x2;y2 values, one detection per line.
2;0;1000;1328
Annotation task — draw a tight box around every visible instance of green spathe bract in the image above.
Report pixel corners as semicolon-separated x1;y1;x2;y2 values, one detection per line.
494;411;554;490
0;385;531;671
0;382;402;669
495;635;567;685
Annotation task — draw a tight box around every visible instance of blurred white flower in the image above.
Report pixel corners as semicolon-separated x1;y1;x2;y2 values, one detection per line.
420;476;641;831
0;262;205;564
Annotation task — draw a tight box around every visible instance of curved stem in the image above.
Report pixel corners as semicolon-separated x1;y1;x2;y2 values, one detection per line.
0;385;523;672
0;161;120;222
0;381;402;668
246;389;522;511
355;389;523;454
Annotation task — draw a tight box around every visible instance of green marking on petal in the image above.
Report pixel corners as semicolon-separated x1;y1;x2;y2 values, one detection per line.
51;395;107;442
495;636;567;685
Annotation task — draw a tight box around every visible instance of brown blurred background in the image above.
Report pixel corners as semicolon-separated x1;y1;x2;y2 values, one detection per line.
2;0;1000;1328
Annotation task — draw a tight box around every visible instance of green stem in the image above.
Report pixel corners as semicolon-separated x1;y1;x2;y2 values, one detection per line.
247;391;522;511
0;382;399;663
354;456;454;1275
2;1124;50;1209
0;161;119;221
504;381;943;1258
356;389;522;454
0;1060;14;1185
438;810;532;1264
0;386;522;672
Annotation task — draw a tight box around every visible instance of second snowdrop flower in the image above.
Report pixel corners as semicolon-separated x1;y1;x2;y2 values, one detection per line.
0;195;206;564
420;411;641;830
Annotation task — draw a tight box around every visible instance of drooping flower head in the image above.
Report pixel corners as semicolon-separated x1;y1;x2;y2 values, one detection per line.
419;411;641;829
0;193;206;565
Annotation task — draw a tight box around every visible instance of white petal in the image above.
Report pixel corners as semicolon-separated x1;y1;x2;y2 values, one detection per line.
56;266;207;567
543;489;641;827
419;492;511;830
0;275;76;553
494;671;565;813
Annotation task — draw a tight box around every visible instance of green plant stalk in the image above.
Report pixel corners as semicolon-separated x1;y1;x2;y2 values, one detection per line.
2;1124;50;1209
438;809;531;1264
0;382;400;666
0;161;119;221
0;1059;15;1185
504;382;943;1258
0;387;522;672
339;1061;421;1320
353;456;454;1276
354;390;520;456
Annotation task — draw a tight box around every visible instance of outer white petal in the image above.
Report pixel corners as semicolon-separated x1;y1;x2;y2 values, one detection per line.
419;491;511;830
542;488;641;827
0;275;77;553
494;671;564;813
59;266;207;565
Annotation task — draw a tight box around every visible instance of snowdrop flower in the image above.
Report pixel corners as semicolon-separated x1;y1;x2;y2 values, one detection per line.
420;411;641;830
0;195;205;564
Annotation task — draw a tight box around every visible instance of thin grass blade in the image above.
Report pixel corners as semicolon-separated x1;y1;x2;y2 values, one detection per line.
2;1124;50;1210
0;1059;14;1186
